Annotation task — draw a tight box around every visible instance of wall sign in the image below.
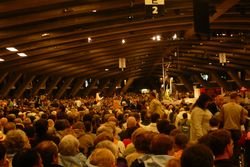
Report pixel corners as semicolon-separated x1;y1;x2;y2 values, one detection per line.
145;0;165;17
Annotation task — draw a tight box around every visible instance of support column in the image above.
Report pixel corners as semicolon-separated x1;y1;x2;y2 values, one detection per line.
227;71;246;88
32;76;49;97
0;73;22;97
98;79;110;93
55;78;74;99
178;76;193;92
70;78;85;97
15;75;35;98
121;77;136;94
46;77;62;97
211;72;230;91
0;72;8;84
82;79;97;97
107;79;122;97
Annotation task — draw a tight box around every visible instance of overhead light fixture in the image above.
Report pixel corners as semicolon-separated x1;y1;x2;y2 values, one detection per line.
122;39;126;44
152;35;161;41
88;37;92;43
92;9;97;13
172;33;177;40
41;33;50;37
219;53;226;66
6;47;18;52
17;53;28;57
156;35;161;41
0;58;5;62
209;62;212;65
119;57;126;71
105;68;109;71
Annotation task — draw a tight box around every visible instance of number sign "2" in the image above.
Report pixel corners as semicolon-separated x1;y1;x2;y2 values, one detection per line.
152;6;158;14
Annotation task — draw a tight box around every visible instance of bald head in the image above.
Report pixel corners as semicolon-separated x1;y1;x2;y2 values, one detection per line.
215;95;224;107
127;116;137;128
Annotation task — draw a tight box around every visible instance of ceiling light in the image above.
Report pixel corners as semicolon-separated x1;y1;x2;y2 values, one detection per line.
41;33;50;37
200;43;203;45
105;68;109;71
6;47;18;52
17;53;27;57
88;37;92;43
0;58;5;62
92;9;97;13
122;39;126;44
156;35;161;41
152;35;161;41
209;62;212;65
174;52;177;57
172;33;177;40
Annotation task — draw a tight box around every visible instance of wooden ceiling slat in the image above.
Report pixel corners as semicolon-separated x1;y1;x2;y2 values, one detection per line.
0;0;249;82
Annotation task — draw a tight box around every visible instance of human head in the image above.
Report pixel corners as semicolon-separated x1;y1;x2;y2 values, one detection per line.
126;116;137;128
215;95;224;107
35;141;59;166
199;129;233;158
88;148;116;167
157;119;175;135
95;140;118;158
182;113;188;119
134;131;157;154
174;133;189;150
5;129;30;154
193;94;212;109
94;131;114;145
3;122;16;134
12;149;43;167
209;117;219;128
181;144;214;167
150;134;174;155
150;113;160;123
34;119;48;136
230;92;241;103
59;134;80;156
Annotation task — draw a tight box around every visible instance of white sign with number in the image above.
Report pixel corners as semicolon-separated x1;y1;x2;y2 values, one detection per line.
145;0;164;5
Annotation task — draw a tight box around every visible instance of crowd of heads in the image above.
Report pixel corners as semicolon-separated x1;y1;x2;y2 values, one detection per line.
0;91;248;167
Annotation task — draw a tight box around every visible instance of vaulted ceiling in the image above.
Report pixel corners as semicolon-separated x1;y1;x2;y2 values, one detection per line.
0;0;250;98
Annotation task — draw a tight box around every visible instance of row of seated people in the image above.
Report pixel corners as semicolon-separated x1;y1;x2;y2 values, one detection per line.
0;108;247;167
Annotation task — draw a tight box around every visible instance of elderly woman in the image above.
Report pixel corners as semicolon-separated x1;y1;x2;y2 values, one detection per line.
58;134;87;167
86;148;116;167
4;129;31;166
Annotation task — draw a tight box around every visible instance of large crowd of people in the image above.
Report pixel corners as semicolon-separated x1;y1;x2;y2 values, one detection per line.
0;91;249;167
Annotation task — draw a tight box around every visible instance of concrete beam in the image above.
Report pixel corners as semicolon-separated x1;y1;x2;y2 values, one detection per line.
0;73;22;97
55;77;74;99
32;76;49;97
178;76;193;92
0;72;8;85
211;72;230;91
82;79;97;97
14;75;35;98
121;77;136;94
70;78;85;97
107;79;122;97
46;77;62;97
